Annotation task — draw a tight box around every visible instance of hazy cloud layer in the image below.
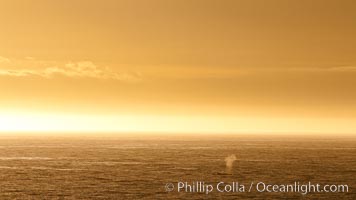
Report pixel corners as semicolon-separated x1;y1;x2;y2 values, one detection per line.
0;57;141;82
326;66;356;72
1;56;355;82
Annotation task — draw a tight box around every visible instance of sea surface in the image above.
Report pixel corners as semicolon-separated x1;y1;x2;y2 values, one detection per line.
0;134;354;199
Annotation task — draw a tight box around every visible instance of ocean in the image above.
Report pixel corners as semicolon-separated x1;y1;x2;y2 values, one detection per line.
0;134;354;199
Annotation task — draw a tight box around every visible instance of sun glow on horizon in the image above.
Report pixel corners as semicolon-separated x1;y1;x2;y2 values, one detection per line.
0;112;354;135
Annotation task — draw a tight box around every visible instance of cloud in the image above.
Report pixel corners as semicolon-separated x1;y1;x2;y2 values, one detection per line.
0;56;11;64
0;69;38;77
42;61;141;81
0;57;141;82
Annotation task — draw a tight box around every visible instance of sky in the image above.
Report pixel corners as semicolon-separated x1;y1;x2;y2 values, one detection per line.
0;0;355;134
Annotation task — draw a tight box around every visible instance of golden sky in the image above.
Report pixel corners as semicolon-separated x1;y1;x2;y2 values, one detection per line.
0;0;355;134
